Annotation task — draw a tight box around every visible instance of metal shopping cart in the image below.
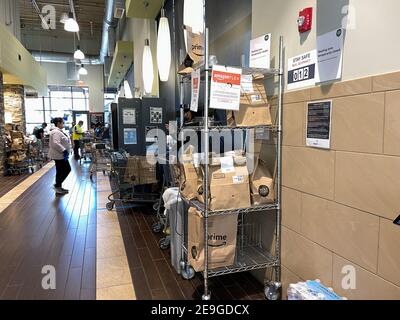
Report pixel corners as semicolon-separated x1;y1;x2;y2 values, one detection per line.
106;151;160;211
89;142;111;180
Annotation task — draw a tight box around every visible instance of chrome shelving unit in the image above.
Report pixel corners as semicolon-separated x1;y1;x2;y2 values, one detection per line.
177;14;284;300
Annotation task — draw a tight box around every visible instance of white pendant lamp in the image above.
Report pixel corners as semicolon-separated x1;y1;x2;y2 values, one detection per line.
142;39;154;95
64;12;79;32
157;9;171;82
183;0;204;35
74;46;85;60
79;64;88;75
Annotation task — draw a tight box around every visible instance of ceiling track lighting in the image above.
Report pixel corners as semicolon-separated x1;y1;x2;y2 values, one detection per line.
142;38;154;95
157;9;171;82
79;64;88;75
64;12;79;32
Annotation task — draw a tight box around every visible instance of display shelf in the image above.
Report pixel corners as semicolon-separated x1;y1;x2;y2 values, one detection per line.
205;245;278;278
182;197;278;216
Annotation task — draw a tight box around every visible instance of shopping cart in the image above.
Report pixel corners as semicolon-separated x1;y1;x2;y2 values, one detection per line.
89;142;111;180
80;135;94;164
106;151;160;211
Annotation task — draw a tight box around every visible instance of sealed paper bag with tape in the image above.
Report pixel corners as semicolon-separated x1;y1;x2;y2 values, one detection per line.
188;207;238;272
179;146;203;200
198;155;251;211
250;159;276;205
228;75;272;127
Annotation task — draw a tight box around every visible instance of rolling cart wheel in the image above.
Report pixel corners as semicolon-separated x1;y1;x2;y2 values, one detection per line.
153;202;160;212
159;238;170;250
106;202;115;211
103;170;106;175
152;222;162;234
264;282;282;301
181;265;195;280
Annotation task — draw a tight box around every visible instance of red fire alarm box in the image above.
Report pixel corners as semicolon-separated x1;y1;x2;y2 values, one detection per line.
298;7;313;33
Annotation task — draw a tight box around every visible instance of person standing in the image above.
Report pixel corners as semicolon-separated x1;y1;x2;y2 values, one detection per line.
72;120;84;160
48;118;71;195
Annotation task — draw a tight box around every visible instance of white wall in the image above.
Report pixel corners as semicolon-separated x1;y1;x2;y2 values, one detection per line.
252;0;400;88
40;62;105;112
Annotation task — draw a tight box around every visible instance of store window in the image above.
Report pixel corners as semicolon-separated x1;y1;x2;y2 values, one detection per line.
25;86;89;134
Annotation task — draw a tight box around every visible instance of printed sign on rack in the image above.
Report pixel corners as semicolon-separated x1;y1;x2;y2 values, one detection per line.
209;65;242;111
190;68;201;112
150;107;163;124
249;33;271;69
306;100;332;149
122;108;136;125
288;50;317;90
124;128;137;145
316;28;344;83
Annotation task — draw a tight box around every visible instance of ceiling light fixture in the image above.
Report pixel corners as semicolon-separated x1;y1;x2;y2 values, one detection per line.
79;64;88;75
157;9;171;82
64;12;79;32
60;12;69;24
142;39;154;95
74;45;85;60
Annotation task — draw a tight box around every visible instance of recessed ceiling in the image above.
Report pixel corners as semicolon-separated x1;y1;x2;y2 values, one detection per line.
20;0;105;38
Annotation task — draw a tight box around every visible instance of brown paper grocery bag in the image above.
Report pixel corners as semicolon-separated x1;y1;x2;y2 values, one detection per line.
138;156;158;185
188;207;238;272
124;156;140;184
250;159;276;205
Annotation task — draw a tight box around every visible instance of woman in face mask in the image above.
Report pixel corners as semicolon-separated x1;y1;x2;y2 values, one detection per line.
48;117;71;195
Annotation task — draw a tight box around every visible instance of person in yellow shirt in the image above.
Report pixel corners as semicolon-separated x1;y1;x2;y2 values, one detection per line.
72;121;84;160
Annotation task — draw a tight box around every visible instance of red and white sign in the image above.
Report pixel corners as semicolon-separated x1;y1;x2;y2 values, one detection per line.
209;65;242;111
190;68;201;112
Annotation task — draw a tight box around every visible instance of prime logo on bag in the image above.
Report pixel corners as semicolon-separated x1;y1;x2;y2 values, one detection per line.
208;233;228;247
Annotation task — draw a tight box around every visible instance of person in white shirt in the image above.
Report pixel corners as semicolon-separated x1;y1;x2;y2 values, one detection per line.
48;117;71;195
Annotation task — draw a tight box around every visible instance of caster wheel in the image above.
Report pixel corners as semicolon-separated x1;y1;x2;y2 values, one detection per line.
159;238;170;250
103;170;106;175
181;265;195;280
152;222;162;234
265;282;281;300
153;202;160;212
202;294;211;301
90;173;93;181
106;202;114;211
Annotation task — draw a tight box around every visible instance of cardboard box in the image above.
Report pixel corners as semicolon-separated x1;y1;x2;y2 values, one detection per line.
198;156;251;211
250;159;275;205
188;207;238;272
228;78;272;127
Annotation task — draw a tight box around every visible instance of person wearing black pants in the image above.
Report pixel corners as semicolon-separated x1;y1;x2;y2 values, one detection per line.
48;118;72;195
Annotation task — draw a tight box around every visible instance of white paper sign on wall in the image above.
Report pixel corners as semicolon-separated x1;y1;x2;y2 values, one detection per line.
249;33;271;69
209;65;242;111
306;100;332;149
288;50;317;90
316;28;344;83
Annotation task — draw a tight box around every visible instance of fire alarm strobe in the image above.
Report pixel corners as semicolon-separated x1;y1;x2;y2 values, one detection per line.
298;7;313;33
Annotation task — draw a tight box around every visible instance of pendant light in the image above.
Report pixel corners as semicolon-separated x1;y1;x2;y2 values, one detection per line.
74;45;85;60
64;12;79;32
183;0;204;35
79;64;88;75
142;39;154;95
157;9;171;82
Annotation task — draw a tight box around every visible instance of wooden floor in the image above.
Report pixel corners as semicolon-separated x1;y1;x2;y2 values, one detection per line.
0;160;97;300
0;173;31;198
115;195;266;300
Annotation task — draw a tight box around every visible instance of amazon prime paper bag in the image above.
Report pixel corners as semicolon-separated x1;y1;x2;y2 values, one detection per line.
188;207;238;272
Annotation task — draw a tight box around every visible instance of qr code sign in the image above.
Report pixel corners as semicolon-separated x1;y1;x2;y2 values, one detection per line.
150;107;163;124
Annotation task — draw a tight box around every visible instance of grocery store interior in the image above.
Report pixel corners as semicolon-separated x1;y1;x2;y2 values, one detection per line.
0;0;399;301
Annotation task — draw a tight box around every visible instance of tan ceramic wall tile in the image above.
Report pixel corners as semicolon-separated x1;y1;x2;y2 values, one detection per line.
378;218;400;287
284;89;311;104
281;187;302;233
332;254;400;300
282;146;335;200
281;266;303;300
283;102;305;147
282;226;333;286
335;152;400;220
373;71;400;92
301;194;379;272
310;77;372;100
384;90;400;156
331;93;385;154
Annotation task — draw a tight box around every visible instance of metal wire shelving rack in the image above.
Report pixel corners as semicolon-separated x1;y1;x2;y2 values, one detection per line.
176;19;284;300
